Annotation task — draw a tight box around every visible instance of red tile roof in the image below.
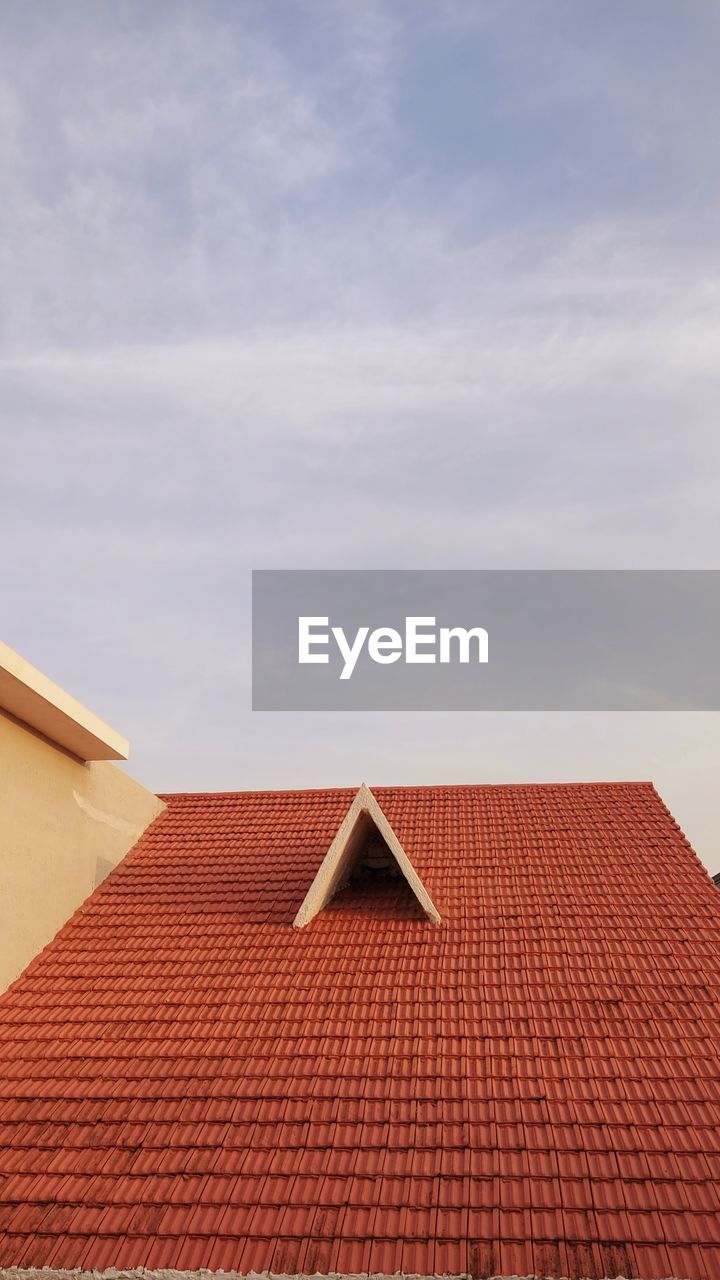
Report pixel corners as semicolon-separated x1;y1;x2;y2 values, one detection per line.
0;781;720;1279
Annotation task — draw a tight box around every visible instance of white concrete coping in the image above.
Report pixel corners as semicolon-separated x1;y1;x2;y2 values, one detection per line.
293;782;441;928
0;640;129;762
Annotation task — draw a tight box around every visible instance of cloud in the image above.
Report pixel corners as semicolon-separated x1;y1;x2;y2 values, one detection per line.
3;211;719;565
0;1;718;865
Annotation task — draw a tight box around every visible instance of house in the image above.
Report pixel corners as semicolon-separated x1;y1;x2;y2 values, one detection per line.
0;776;719;1280
0;641;163;993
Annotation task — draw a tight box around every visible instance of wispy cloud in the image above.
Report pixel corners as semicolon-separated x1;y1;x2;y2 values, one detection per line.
1;1;718;865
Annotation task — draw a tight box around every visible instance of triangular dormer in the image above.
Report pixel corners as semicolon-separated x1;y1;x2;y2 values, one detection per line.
293;783;441;928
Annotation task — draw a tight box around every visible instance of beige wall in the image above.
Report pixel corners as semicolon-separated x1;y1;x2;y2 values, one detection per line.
0;709;164;993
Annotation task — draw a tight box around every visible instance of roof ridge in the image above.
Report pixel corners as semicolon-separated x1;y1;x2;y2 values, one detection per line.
157;779;657;800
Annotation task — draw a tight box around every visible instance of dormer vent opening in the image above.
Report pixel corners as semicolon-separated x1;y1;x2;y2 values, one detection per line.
293;783;441;928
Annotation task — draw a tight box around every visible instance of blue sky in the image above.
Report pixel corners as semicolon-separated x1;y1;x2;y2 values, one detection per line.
1;2;718;866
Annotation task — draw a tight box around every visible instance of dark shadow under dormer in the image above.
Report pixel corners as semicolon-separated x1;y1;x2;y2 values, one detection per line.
326;823;427;919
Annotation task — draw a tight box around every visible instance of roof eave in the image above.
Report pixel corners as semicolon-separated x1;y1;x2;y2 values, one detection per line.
0;640;128;762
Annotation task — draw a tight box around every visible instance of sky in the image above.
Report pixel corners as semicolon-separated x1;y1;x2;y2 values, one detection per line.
1;1;719;869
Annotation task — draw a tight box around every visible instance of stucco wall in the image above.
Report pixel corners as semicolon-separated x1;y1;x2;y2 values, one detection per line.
0;709;164;993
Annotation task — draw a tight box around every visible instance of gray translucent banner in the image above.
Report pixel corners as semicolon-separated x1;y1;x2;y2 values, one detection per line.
252;570;720;711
